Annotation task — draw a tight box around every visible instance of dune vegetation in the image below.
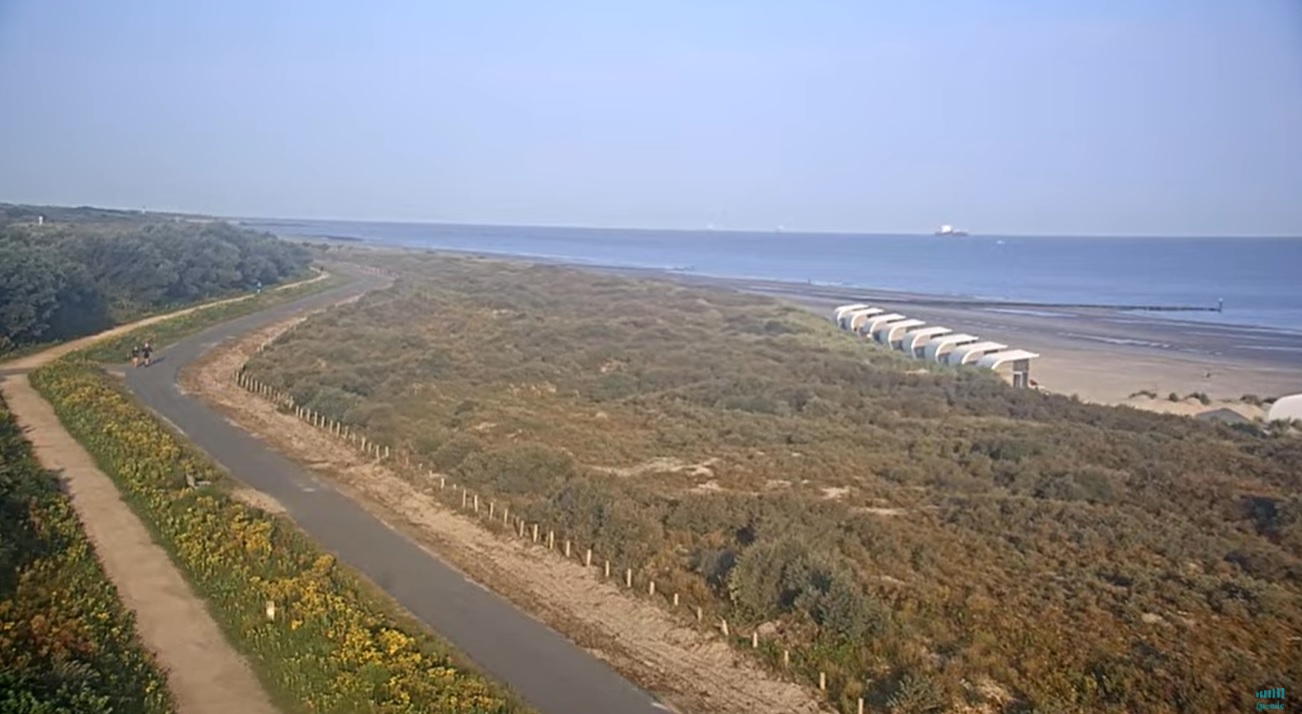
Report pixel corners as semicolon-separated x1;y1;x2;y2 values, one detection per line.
240;249;1302;713
31;352;532;714
0;203;311;357
0;394;174;714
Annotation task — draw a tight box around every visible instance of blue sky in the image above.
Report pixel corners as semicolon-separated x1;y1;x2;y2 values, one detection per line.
1;0;1299;236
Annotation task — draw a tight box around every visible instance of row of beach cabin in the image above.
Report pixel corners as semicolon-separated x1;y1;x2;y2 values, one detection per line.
832;303;1040;388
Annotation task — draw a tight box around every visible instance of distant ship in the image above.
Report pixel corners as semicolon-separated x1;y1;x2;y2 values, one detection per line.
934;224;968;236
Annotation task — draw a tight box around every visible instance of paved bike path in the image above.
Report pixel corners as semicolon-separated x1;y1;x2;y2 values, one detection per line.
123;269;670;714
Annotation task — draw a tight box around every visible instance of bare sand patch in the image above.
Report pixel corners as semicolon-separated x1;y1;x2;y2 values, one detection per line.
592;456;720;479
856;507;906;517
182;314;830;714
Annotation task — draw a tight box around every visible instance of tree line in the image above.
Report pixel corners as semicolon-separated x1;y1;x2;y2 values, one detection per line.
0;205;310;354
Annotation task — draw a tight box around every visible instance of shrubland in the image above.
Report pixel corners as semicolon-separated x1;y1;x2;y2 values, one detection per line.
243;250;1302;713
0;394;173;714
31;351;530;714
0;203;311;356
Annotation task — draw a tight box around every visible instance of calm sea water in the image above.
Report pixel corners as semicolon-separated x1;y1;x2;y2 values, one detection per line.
240;219;1302;333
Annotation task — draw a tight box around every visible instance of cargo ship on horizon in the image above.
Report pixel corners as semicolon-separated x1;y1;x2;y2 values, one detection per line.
935;224;969;236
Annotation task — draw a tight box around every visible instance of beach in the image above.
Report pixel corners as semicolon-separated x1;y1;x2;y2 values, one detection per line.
633;270;1302;415
304;236;1302;418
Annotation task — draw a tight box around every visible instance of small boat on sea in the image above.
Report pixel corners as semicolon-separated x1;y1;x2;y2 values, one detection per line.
935;224;968;236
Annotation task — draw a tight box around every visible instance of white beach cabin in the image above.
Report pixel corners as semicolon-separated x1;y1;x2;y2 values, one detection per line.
946;341;1009;366
876;318;927;349
976;349;1041;388
844;308;885;332
923;333;981;363
902;327;953;357
833;304;871;325
858;313;907;338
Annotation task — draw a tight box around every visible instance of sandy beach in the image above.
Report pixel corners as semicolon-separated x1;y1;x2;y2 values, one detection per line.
306;237;1302;419
630;270;1302;416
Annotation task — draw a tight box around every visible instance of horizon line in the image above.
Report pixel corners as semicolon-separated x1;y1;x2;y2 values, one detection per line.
229;213;1302;241
5;200;1301;240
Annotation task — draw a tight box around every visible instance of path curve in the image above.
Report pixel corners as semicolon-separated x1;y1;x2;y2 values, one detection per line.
120;265;673;714
0;299;302;712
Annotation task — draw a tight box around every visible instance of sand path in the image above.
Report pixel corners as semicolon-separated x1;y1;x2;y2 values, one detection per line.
0;276;328;714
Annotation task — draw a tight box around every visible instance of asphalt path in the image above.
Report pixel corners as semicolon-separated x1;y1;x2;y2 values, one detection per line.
121;269;671;714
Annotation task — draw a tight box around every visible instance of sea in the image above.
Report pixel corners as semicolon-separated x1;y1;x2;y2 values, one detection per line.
238;219;1302;335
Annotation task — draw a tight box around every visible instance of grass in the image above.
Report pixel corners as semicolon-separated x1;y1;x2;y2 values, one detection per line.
77;268;349;363
240;249;1302;713
31;353;533;714
0;394;174;714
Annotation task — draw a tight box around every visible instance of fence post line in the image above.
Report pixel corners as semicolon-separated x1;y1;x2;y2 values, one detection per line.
563;540;571;557
819;672;826;691
625;568;632;588
489;502;495;519
751;632;758;648
532;524;539;543
604;560;610;578
440;476;446;489
585;548;592;567
673;592;679;606
547;531;554;550
461;491;467;508
695;606;703;622
648;580;655;596
783;649;790;668
473;494;479;513
720;618;729;637
858;698;865;714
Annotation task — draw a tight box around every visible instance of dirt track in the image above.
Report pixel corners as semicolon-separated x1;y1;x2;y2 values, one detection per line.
1;313;293;713
180;306;830;714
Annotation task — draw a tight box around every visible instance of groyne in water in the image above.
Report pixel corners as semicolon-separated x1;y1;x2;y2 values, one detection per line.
751;285;1225;314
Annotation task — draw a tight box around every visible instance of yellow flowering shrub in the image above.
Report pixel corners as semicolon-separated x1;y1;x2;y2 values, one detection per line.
32;358;529;714
0;394;174;714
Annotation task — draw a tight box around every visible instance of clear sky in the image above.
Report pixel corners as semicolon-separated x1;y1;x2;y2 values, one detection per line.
1;1;1300;236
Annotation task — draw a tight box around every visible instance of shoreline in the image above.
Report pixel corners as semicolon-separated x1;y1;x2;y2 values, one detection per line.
296;236;1302;416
